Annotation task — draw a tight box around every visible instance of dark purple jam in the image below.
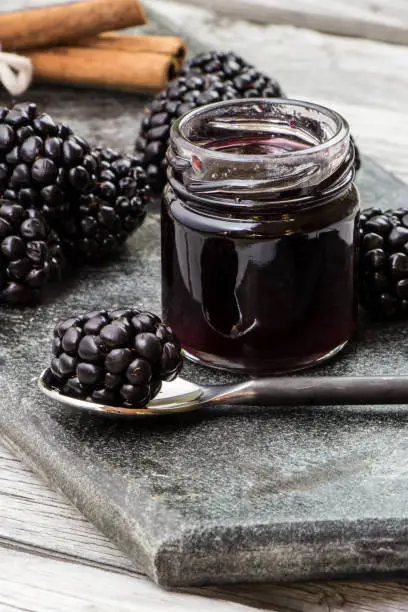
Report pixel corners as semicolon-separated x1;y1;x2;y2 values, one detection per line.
163;112;359;373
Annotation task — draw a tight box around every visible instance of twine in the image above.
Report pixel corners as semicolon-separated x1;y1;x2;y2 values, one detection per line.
0;51;32;96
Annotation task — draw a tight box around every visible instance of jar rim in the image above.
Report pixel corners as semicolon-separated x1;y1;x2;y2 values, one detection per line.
172;97;349;164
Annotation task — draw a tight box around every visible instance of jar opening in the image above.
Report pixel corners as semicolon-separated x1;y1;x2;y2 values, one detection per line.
177;98;345;160
168;98;351;198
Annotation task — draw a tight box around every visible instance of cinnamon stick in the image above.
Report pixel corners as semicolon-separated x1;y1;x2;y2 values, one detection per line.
76;33;187;61
26;47;179;92
0;0;147;52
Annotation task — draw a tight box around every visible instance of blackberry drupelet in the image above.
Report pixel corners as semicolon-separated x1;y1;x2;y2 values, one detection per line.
135;74;239;192
0;200;63;304
359;207;408;318
58;147;150;260
50;308;183;408
0;102;96;223
181;51;284;98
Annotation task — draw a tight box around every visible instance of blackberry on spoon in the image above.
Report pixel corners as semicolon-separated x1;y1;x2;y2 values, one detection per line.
50;308;183;408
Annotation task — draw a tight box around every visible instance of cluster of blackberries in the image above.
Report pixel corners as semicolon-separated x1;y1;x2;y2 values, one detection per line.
50;308;182;408
0;103;149;305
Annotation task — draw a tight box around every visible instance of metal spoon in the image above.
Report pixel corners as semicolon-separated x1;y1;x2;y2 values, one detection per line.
39;368;408;419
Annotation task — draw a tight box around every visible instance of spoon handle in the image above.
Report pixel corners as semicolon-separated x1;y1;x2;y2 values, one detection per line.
228;376;408;406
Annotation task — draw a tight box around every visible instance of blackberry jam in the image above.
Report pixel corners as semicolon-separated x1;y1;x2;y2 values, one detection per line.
162;99;359;373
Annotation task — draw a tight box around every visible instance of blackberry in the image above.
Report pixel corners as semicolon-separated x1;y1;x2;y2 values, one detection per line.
135;74;239;192
57;147;150;260
359;207;408;318
0;199;63;304
0;102;96;223
50;308;183;408
181;51;284;98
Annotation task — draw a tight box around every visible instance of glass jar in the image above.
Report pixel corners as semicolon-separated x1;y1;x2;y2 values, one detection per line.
162;98;359;373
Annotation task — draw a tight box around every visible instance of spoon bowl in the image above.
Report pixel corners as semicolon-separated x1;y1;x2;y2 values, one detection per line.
38;368;207;417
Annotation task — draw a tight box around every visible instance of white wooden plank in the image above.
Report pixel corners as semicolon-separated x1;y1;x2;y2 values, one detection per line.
8;0;408;47
0;548;257;612
147;0;408;111
0;445;134;572
203;581;408;612
170;0;408;46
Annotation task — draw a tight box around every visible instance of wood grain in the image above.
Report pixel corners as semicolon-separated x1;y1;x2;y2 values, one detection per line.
174;0;408;46
0;445;133;572
0;549;257;612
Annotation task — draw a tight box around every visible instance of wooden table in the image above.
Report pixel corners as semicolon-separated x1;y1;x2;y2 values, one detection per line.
3;0;408;609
